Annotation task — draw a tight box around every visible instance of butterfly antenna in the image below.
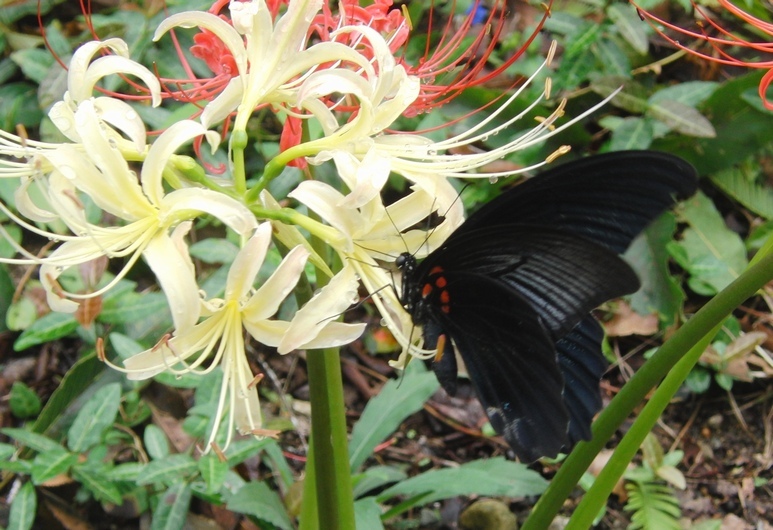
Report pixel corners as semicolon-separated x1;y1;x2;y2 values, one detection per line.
315;282;394;325
419;183;470;256
383;204;412;255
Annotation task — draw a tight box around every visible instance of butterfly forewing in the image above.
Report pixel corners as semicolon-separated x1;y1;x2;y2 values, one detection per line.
457;151;698;254
418;225;640;340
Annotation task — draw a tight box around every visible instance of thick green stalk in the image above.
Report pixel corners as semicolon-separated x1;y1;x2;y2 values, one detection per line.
522;251;773;529
300;223;355;529
305;345;356;529
565;323;719;529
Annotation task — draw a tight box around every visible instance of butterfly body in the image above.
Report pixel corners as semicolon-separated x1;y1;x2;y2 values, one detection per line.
397;151;698;461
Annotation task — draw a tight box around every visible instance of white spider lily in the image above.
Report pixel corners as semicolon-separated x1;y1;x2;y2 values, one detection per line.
288;41;619;184
120;223;364;449
1;38;159;191
155;0;374;132
49;38;161;149
0;106;256;327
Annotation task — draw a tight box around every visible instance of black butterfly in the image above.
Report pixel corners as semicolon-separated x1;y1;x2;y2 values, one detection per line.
396;150;698;462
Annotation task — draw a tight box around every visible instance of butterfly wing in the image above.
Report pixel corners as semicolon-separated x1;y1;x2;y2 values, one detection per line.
419;270;570;461
457;151;698;254
427;225;639;340
555;315;606;446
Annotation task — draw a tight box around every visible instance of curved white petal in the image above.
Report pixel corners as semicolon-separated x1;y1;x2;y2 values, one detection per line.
155;11;248;77
39;240;112;312
225;223;272;301
143;223;200;332
93;97;148;153
288;181;359;238
141;120;218;206
300;321;366;349
14;177;60;223
201;77;244;129
162;188;257;236
68;39;130;102
278;263;360;353
242;245;309;321
335;150;390;209
83;55;161;106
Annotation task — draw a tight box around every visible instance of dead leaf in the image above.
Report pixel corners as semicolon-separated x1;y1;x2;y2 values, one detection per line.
604;302;659;337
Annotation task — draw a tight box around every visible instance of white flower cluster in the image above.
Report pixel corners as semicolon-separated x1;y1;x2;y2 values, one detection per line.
0;0;603;449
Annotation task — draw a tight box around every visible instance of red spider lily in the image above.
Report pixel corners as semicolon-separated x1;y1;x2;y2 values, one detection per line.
632;0;773;110
114;1;551;117
51;0;551;165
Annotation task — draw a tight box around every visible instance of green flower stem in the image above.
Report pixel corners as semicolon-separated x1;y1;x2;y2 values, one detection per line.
565;323;719;529
305;344;356;529
299;442;319;530
296;225;355;529
231;130;248;195
522;250;773;530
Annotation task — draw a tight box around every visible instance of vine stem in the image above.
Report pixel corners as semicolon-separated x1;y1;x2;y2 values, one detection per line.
522;251;773;529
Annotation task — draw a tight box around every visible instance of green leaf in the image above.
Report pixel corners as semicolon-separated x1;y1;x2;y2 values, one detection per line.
649;81;719;106
668;191;748;295
1;428;62;454
554;48;597;92
198;454;229;495
31;449;77;485
8;481;37;530
607;117;654;151
137;454;197;485
626;213;685;327
654;71;773;175
189;238;240;264
72;464;124;504
224;436;271;467
377;457;548;505
144;424;170;460
0;459;33;474
10;48;54;84
13;311;79;351
109;332;146;360
0;442;15;460
591;75;649;114
607;3;648;54
67;382;122;453
647;99;716;137
9;382;42;419
353;465;407;499
354;497;385;530
710;165;773;219
0;82;44;130
226;481;293;530
100;291;170;326
30;352;103;444
715;372;734;391
151;481;193;530
110;462;145;482
6;298;38;332
349;362;439;471
592;39;631;78
0;264;16;332
685;366;712;394
263;439;294;490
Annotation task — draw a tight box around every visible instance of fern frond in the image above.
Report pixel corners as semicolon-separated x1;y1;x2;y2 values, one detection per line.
624;481;682;530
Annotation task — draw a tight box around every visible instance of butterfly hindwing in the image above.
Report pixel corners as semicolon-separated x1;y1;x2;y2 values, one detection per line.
555;316;607;446
421;270;570;461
